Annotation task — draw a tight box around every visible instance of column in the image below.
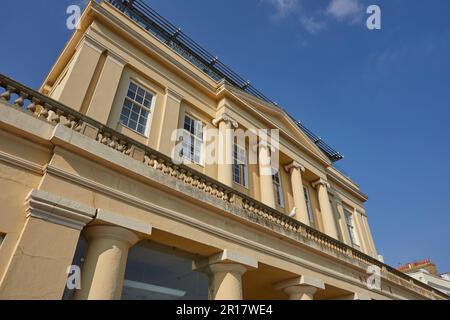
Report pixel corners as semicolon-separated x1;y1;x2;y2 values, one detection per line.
353;210;369;253
360;213;378;258
159;88;183;157
285;161;310;225
74;225;140;300
258;142;276;208
208;264;247;300
335;199;352;245
51;36;104;112
275;275;325;300
312;179;339;239
85;51;126;124
194;249;258;300
212;113;238;187
0;189;95;299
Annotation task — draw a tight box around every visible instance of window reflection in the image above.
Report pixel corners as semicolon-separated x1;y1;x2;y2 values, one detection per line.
123;241;208;300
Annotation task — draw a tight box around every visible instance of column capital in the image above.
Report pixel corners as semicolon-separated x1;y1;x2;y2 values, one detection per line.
79;34;106;54
25;189;96;231
165;87;184;103
285;161;305;173
274;275;325;292
106;50;128;68
283;285;318;298
208;263;248;276
83;225;141;247
252;141;277;154
194;249;258;271
275;276;325;300
212;113;238;128
312;178;330;189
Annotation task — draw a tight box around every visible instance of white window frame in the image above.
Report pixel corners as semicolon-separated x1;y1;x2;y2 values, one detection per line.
272;171;285;208
233;143;248;188
182;114;205;166
119;81;156;137
344;210;360;247
303;187;315;227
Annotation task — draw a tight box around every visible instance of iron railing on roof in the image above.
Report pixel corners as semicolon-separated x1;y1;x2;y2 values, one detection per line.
288;115;343;162
105;0;343;162
107;0;274;103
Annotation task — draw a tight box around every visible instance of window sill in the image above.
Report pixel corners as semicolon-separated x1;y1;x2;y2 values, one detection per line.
181;157;205;169
119;123;149;139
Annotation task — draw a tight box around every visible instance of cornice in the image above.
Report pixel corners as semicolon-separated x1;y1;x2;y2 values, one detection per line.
0;150;45;175
25;189;96;230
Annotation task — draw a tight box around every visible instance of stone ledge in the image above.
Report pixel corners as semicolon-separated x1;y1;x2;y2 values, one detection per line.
25;189;96;230
96;209;152;235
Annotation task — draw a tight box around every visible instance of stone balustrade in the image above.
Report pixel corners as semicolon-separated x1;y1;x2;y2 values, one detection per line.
0;73;445;300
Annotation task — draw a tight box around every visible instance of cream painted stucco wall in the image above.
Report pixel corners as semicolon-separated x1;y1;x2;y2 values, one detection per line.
41;1;378;257
3;0;436;301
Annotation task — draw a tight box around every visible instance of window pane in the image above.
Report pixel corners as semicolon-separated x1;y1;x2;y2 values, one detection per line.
129;120;137;129
184;117;191;131
137;125;145;135
272;172;283;207
139;116;147;126
182;116;204;165
143;98;151;108
130;111;139;122
123;241;209;300
121;107;131;118
137;87;145;98
124;99;132;109
120;114;128;125
127;90;136;99
233;144;247;186
145;91;153;101
129;82;138;92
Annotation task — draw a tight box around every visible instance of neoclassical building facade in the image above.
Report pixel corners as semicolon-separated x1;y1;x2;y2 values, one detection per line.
0;0;446;300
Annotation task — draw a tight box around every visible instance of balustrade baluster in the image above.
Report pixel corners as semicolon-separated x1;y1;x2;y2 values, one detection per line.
0;86;14;102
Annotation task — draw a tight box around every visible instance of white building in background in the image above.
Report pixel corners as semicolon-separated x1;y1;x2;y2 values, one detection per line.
408;271;450;296
397;260;450;296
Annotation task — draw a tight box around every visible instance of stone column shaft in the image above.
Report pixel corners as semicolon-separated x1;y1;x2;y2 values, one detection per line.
74;225;140;300
194;249;258;301
208;264;247;300
258;144;276;208
313;179;339;239
285;162;310;225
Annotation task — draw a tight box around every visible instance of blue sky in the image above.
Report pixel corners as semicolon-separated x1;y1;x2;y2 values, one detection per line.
0;0;449;272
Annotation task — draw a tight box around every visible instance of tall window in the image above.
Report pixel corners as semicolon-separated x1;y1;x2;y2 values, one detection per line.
272;171;284;208
344;210;360;247
303;187;315;227
233;144;248;187
120;82;154;135
182;115;204;165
